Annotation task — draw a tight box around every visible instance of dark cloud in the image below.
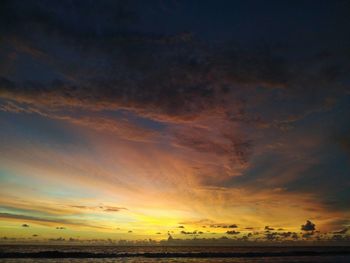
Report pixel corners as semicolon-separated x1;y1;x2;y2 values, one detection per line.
0;2;347;128
180;230;203;235
264;231;299;241
264;226;274;231
336;133;350;158
56;227;66;230
1;30;347;197
331;234;350;242
226;230;240;235
210;224;238;229
291;233;299;239
49;237;65;242
301;220;316;231
0;0;349;189
103;206;127;212
302;232;314;239
21;224;29;227
0;0;137;38
265;232;277;240
279;232;297;238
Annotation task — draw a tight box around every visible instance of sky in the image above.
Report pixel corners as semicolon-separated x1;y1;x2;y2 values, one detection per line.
0;0;349;245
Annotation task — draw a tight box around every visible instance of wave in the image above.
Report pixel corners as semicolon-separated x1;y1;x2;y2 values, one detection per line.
1;250;350;258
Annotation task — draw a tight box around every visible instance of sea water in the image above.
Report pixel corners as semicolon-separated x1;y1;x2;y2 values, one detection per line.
1;245;350;262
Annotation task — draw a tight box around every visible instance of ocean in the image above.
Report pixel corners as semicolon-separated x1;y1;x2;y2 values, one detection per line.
1;245;350;262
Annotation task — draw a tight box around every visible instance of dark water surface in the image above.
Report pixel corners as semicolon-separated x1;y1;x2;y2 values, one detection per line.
1;245;350;262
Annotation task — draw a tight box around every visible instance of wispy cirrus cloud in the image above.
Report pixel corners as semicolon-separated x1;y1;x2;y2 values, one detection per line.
0;212;108;229
71;205;127;212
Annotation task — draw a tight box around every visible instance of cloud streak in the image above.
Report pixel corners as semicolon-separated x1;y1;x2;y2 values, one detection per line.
0;212;108;230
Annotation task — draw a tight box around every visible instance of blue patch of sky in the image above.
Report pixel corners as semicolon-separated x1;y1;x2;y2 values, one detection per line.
0;110;88;148
100;108;167;132
285;146;350;210
0;168;97;200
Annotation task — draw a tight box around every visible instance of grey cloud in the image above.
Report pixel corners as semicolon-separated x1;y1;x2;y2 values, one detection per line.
0;0;348;126
1;36;345;192
180;230;203;235
104;206;127;212
71;205;127;212
0;212;106;229
331;234;350;242
264;231;299;241
301;220;316;231
226;230;240;235
49;237;65;242
0;28;347;184
302;232;314;238
0;0;137;38
335;133;350;158
209;224;239;229
172;126;252;167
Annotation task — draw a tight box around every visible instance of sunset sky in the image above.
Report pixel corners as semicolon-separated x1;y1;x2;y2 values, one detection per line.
0;0;349;244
